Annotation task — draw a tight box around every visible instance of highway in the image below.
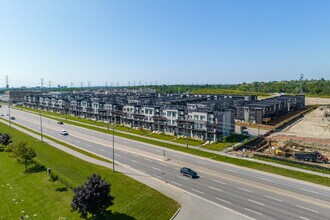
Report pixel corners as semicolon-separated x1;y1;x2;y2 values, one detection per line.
2;106;330;220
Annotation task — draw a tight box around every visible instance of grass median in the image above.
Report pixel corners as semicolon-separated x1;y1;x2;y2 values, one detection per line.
0;121;180;219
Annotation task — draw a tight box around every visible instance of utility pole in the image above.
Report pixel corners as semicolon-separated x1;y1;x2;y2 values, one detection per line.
186;122;189;148
299;74;304;94
40;111;43;142
112;125;115;172
5;75;9;89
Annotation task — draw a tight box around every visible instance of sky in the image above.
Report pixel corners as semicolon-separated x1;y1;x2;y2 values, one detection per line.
0;0;330;88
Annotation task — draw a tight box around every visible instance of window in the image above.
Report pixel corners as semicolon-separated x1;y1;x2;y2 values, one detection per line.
200;115;206;121
194;115;199;120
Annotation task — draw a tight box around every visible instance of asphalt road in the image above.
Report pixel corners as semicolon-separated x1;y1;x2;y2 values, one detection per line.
2;106;330;220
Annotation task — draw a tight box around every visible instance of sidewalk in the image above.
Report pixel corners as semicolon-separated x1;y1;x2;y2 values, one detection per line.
14;108;330;178
6;121;250;220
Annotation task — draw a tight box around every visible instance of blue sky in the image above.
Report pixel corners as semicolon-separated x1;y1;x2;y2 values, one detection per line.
0;0;330;88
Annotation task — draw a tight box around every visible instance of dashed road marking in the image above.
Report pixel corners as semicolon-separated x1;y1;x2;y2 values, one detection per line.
300;188;319;194
152;167;162;171
171;181;182;186
259;177;274;183
216;197;231;204
244;208;263;216
209;186;223;192
212;179;226;185
131;160;139;164
192;188;205;195
296;205;319;213
248;199;265;206
237;187;252;193
264;195;282;202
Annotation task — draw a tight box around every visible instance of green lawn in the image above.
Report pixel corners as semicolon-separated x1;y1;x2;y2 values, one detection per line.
202;134;248;151
0;122;179;220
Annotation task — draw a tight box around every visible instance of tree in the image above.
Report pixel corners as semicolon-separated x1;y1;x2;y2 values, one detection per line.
71;174;115;219
0;133;12;146
10;141;36;168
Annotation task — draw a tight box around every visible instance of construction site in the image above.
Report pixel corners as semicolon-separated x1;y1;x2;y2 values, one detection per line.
236;105;330;168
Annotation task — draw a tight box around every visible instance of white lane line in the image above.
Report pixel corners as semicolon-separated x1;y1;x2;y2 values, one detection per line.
197;161;207;165
174;155;183;159
132;154;139;158
152;167;162;171
131;160;140;164
224;168;237;173
299;216;310;220
237;187;252;193
137;169;145;173
99;148;105;152
144;158;152;162
154;175;163;179
171;181;182;186
76;140;81;143
192;189;205;195
116;154;122;157
199;175;204;178
300;188;320;194
216;197;231;204
177;175;187;180
248;199;265;206
264;195;282;202
244;208;263;216
212;179;227;185
259;177;274;183
209;186;223;192
159;163;168;167
296;205;319;213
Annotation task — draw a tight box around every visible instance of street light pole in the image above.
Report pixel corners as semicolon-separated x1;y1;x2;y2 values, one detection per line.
40;111;43;142
186;122;188;148
112;124;115;172
8;100;11;127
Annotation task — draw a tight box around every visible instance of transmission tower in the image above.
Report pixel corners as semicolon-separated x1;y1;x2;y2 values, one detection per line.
48;81;52;89
41;78;44;89
5;75;9;89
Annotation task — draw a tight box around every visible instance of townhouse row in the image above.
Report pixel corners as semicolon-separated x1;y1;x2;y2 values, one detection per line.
22;91;305;142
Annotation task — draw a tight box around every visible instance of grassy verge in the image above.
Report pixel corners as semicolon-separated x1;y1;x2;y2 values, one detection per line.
0;117;112;164
0;121;180;220
202;134;248;151
11;107;330;186
253;155;330;175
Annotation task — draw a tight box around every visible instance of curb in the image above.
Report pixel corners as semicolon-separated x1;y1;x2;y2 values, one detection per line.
170;207;181;220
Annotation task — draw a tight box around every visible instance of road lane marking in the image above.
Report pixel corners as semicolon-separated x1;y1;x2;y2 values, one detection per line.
99;148;105;152
132;154;139;158
154;175;163;179
300;188;319;194
248;199;265;206
259;177;274;183
144;158;152;162
209;186;223;192
296;205;319;213
216;197;231;204
116;154;122;157
197;161;207;165
299;216;310;220
244;208;263;216
212;179;226;185
137;169;145;173
177;175;187;180
237;187;252;193
174;155;183;159
264;195;282;202
152;167;162;171
224;168;237;173
171;181;182;186
159;163;168;167
192;189;205;195
131;160;140;164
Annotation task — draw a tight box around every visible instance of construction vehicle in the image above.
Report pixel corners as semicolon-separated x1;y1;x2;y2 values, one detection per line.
275;147;293;158
294;151;328;163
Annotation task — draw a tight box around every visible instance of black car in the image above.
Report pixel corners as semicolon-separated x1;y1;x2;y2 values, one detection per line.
57;121;64;124
180;167;198;178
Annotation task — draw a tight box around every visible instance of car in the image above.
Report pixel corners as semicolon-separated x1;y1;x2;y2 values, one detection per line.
0;113;4;116
60;130;69;135
10;116;15;120
57;121;64;124
180;167;198;178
